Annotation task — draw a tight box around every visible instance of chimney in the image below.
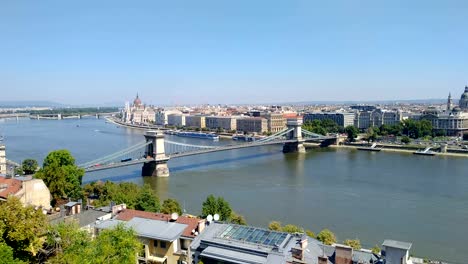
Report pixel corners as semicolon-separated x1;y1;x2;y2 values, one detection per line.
318;256;328;264
291;235;308;262
335;244;353;264
197;220;206;234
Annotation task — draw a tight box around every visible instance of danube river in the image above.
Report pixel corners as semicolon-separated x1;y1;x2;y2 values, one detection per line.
1;118;467;263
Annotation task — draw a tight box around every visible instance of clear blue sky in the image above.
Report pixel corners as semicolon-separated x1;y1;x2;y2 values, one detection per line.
1;0;467;105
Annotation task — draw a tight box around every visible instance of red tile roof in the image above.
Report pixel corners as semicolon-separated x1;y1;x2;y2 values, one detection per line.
0;176;22;199
116;209;204;238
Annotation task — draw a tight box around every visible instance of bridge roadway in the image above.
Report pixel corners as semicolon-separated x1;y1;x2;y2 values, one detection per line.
83;137;335;173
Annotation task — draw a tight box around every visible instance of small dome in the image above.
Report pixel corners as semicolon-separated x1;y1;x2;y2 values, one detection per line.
133;94;142;106
453;106;462;112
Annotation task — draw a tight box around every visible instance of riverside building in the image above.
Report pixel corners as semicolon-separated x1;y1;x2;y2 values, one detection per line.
303;112;355;127
417;88;468;137
205;116;237;131
236;117;268;134
122;94;156;124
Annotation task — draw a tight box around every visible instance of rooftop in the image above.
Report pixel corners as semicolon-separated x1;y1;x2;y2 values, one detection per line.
116;209;203;238
0;176;22;199
96;217;187;242
382;239;412;250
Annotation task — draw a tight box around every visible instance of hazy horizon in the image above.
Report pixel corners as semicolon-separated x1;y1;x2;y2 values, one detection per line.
1;1;467;105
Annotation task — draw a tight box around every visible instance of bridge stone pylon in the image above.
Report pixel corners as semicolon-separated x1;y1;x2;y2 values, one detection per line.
283;118;306;153
142;130;170;177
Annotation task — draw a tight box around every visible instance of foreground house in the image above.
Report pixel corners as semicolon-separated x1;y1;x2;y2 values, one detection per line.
96;209;206;264
0;175;51;211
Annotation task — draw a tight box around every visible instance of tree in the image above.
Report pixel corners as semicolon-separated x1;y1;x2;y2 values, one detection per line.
345;126;359;142
268;221;282;231
85;181;160;212
344;239;361;250
282;224;303;233
161;198;183;215
48;223;141;264
35;150;84;203
230;212;247;225
135;184;160;212
316;229;337;245
0;196;48;262
0;243;25;264
401;136;411;144
46;222;92;264
305;230;316;238
22;159;38;175
92;224;141;264
371;245;381;255
201;195;232;221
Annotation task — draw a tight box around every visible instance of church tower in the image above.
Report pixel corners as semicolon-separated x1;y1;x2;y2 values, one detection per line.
447;93;453;111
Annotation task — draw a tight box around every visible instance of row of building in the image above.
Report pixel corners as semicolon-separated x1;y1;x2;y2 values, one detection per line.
47;200;418;264
122;86;468;136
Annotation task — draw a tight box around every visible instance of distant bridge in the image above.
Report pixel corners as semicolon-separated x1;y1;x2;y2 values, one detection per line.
79;118;337;177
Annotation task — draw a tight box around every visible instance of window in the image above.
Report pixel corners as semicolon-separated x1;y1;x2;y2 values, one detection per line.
160;241;167;248
153;240;158;247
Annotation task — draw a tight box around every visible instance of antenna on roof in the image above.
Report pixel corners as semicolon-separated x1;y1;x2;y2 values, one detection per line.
213;214;220;221
207;214;213;222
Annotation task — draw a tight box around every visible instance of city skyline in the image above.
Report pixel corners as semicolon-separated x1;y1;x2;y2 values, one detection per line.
1;0;467;105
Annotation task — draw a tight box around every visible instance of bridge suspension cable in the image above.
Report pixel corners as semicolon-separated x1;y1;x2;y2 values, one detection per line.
256;128;294;143
301;129;326;139
78;141;151;168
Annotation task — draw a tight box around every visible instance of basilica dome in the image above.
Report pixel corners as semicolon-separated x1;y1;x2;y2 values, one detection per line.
460;86;468;110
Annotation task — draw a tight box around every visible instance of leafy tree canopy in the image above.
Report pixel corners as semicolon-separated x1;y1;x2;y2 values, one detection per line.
35;150;84;202
344;239;361;250
161;198;183;215
0;243;26;264
21;159;38;175
47;222;141;264
268;221;282;231
0;196;48;262
345;126;359;142
201;195;232;221
230;211;247;225
84;181;160;212
316;229;337;245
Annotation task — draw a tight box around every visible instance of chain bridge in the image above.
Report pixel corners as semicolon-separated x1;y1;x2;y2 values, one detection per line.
79;118;337;177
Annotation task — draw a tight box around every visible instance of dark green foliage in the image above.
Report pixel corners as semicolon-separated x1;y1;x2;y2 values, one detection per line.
401;119;433;139
401;136;411;144
161;198;183;215
84;181;160;212
135;184;161;212
302;119;341;136
35;150;84;202
345;125;359;142
201;195;232;221
21;159;38;175
0;243;25;264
